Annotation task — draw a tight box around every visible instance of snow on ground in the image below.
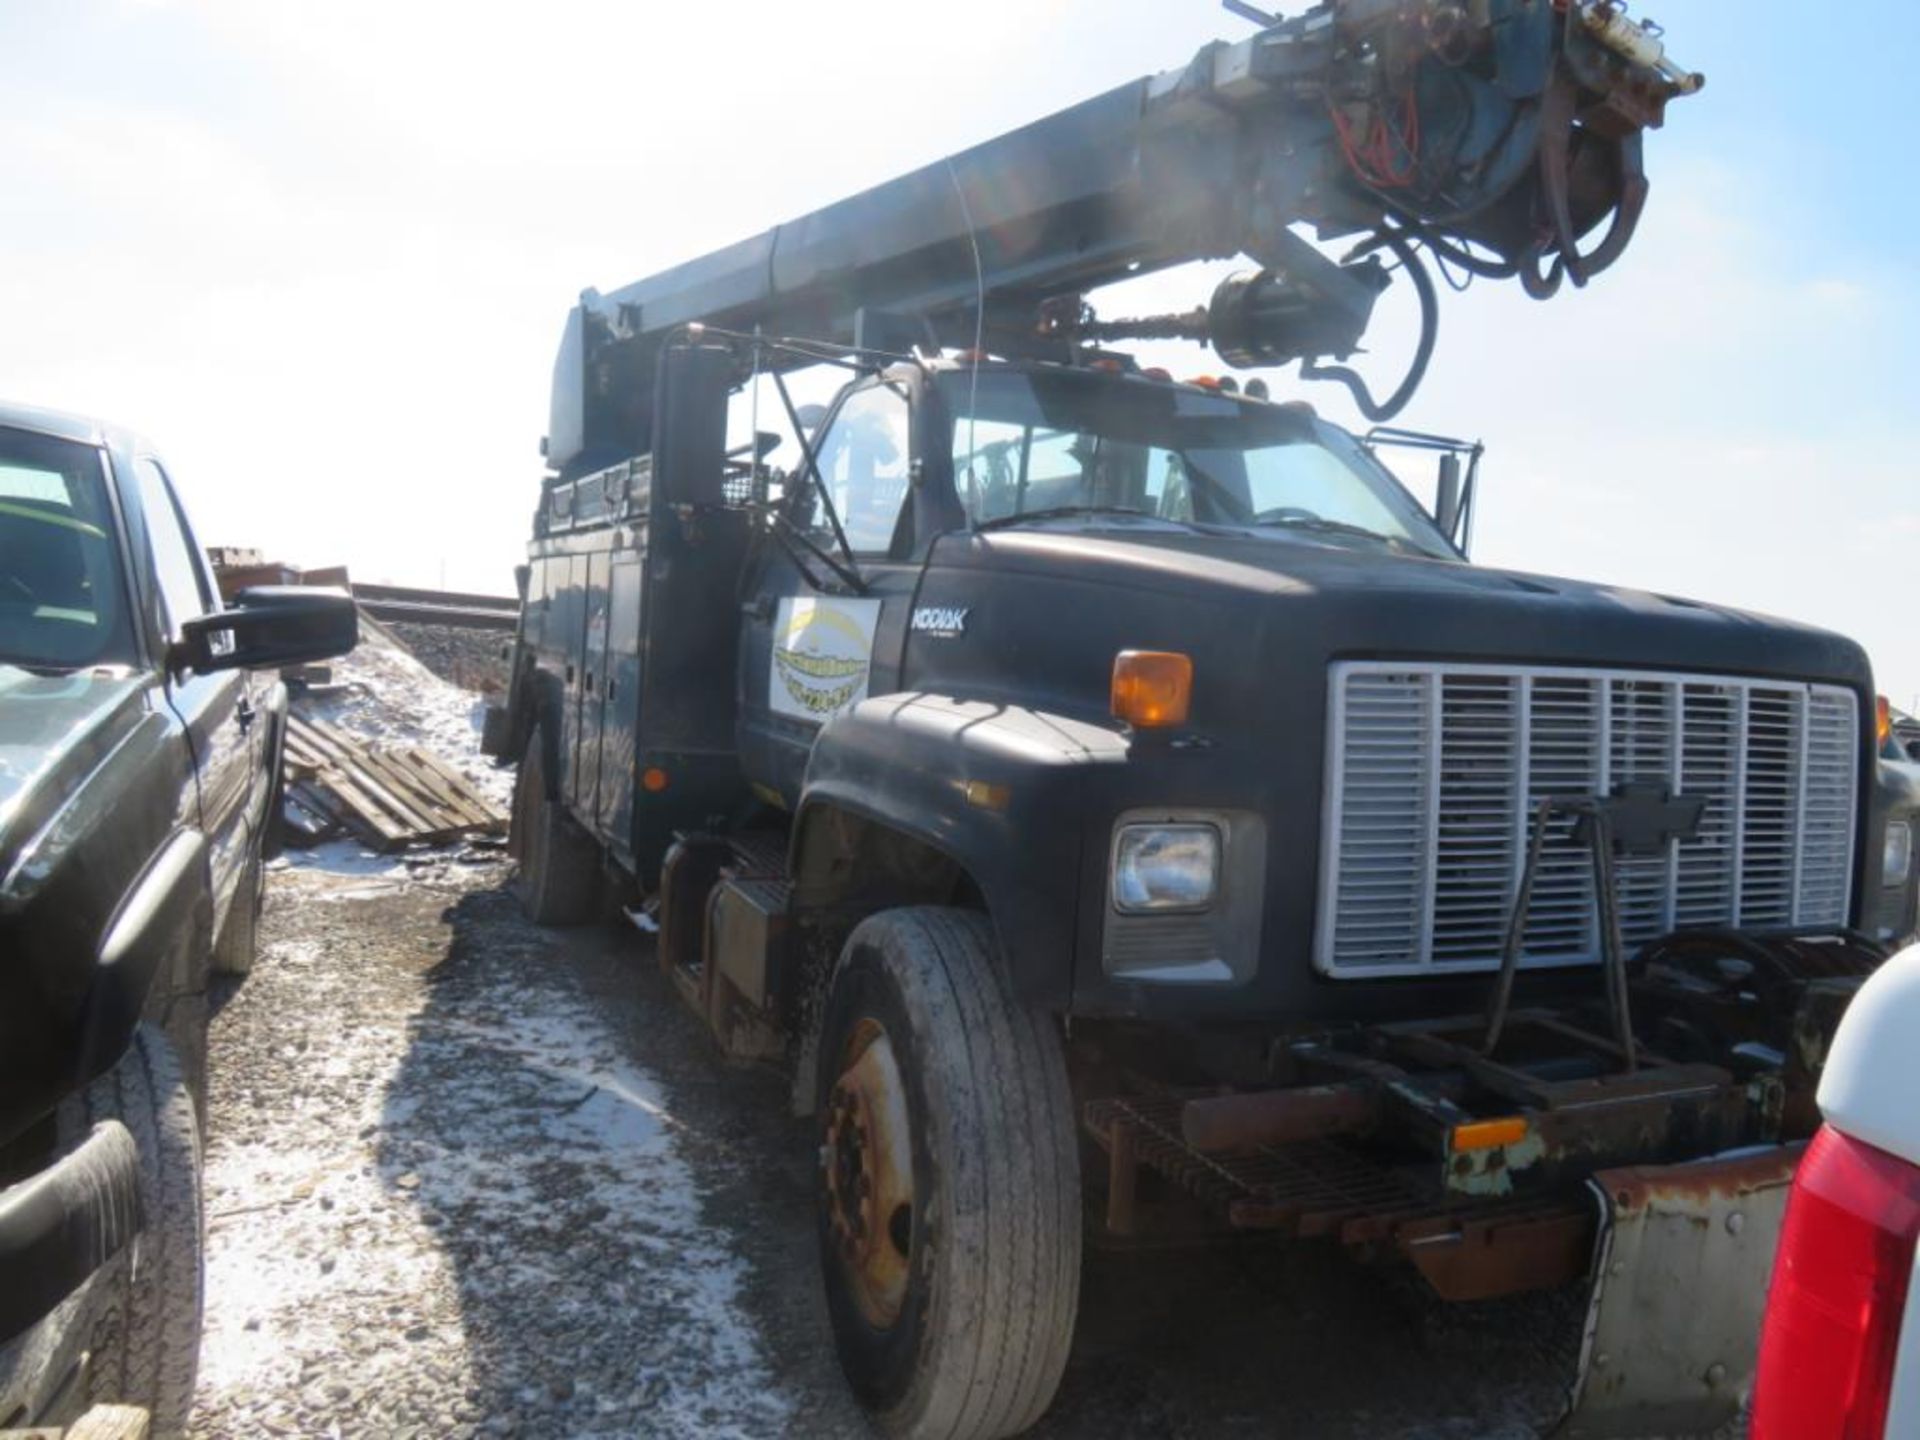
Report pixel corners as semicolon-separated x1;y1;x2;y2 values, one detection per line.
196;867;792;1438
301;621;514;808
282;619;516;878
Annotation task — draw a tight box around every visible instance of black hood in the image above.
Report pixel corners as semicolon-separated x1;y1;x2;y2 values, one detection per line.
909;527;1873;722
0;666;153;890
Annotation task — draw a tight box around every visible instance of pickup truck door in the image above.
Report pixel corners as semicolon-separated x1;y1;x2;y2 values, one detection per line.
738;377;923;804
128;457;255;942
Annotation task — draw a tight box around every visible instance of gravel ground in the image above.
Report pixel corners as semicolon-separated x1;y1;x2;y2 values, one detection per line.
382;622;512;701
190;845;1619;1440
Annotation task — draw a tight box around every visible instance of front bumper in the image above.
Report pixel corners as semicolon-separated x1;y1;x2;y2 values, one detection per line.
0;1121;143;1344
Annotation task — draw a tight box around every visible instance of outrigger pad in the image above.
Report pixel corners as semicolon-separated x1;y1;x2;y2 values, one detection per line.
1564;1144;1803;1438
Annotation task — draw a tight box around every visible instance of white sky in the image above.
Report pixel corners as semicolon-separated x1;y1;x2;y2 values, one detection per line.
2;0;1915;704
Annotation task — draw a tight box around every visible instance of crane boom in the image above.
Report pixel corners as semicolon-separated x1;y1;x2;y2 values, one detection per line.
548;0;1699;473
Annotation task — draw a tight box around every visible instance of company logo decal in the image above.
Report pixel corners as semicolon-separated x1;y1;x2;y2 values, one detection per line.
910;605;970;638
770;597;881;722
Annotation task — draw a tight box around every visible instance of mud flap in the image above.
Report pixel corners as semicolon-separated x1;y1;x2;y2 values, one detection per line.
1563;1143;1804;1438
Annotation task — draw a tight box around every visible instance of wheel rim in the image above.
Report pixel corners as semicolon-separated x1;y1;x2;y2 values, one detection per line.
824;1016;916;1329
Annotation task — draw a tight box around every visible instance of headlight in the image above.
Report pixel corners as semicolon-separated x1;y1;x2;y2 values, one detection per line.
1885;821;1915;887
1112;824;1220;913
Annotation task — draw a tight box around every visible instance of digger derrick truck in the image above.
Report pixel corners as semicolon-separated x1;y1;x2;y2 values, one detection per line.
490;4;1920;1436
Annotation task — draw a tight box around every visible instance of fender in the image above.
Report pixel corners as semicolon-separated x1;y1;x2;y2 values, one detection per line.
797;692;1129;1008
82;826;209;1089
247;682;291;835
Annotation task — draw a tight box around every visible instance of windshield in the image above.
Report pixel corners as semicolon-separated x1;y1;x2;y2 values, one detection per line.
943;369;1454;558
0;427;134;670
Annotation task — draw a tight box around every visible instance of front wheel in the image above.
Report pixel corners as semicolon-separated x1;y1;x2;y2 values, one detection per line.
816;907;1081;1440
209;846;263;978
84;1025;204;1438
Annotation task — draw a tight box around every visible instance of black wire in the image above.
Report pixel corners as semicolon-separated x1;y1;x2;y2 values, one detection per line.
1301;223;1439;423
1431;241;1474;294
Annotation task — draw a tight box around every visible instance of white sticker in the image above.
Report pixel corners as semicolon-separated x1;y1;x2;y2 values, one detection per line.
770;596;881;723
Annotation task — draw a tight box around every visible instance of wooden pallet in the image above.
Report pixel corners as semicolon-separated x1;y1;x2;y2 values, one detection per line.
285;712;507;852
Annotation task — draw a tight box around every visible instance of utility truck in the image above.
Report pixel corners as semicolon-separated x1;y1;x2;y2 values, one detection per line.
488;4;1920;1436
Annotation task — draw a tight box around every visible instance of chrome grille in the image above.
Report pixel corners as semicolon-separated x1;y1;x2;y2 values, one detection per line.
1316;664;1860;978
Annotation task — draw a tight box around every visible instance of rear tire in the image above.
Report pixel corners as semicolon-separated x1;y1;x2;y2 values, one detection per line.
510;721;603;926
84;1026;203;1439
816;907;1081;1440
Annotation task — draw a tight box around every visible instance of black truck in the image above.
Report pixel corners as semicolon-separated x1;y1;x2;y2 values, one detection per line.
0;399;357;1433
489;6;1920;1437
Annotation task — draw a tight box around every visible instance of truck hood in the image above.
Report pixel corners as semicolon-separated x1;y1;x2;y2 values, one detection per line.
932;527;1873;696
0;666;154;876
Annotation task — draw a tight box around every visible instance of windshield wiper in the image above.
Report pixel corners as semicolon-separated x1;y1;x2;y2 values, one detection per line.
974;504;1149;532
1251;514;1430;555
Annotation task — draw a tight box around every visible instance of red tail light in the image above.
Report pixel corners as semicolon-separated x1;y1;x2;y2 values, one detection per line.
1752;1125;1920;1440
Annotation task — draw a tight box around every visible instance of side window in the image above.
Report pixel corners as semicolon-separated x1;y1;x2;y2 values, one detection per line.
806;383;911;557
132;459;213;634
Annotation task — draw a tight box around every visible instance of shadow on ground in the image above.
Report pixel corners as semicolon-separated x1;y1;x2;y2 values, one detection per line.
373;882;1582;1439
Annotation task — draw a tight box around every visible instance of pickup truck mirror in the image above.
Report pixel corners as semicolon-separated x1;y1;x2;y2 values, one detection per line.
174;586;359;675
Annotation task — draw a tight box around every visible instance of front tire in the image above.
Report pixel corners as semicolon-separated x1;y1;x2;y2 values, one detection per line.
816;907;1081;1440
84;1026;204;1438
509;721;603;926
209;846;263;978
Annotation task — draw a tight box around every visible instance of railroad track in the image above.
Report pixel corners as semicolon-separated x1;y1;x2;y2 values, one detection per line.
352;582;519;632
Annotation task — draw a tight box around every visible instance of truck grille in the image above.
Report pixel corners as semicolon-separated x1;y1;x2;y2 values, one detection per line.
1315;663;1860;977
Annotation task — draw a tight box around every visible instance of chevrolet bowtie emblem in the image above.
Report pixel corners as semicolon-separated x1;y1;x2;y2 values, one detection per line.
1582;782;1709;858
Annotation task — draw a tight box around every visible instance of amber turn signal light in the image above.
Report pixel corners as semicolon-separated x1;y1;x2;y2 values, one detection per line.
1112;651;1193;729
1879;695;1893;746
1451;1117;1529;1153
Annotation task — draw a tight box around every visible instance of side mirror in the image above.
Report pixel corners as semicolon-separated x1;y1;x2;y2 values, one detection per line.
175;586;359;674
1434;452;1462;538
652;342;734;510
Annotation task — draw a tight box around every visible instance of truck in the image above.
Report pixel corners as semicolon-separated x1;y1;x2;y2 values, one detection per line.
486;4;1920;1436
0;399;358;1435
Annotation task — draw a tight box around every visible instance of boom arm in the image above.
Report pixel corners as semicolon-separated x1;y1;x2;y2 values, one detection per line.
549;0;1699;472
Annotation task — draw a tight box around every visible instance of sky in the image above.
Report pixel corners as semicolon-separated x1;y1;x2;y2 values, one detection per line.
2;0;1916;704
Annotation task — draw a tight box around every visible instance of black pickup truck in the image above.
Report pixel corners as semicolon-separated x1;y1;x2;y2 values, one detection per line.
0;400;356;1434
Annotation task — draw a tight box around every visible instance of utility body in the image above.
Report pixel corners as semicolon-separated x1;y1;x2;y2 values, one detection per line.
490;5;1920;1436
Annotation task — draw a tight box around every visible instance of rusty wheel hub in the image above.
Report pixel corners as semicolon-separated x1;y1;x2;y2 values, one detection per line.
823;1019;915;1328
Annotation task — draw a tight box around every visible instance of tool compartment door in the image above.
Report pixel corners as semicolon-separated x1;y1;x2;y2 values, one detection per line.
594;550;643;856
557;553;591;815
571;549;612;820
